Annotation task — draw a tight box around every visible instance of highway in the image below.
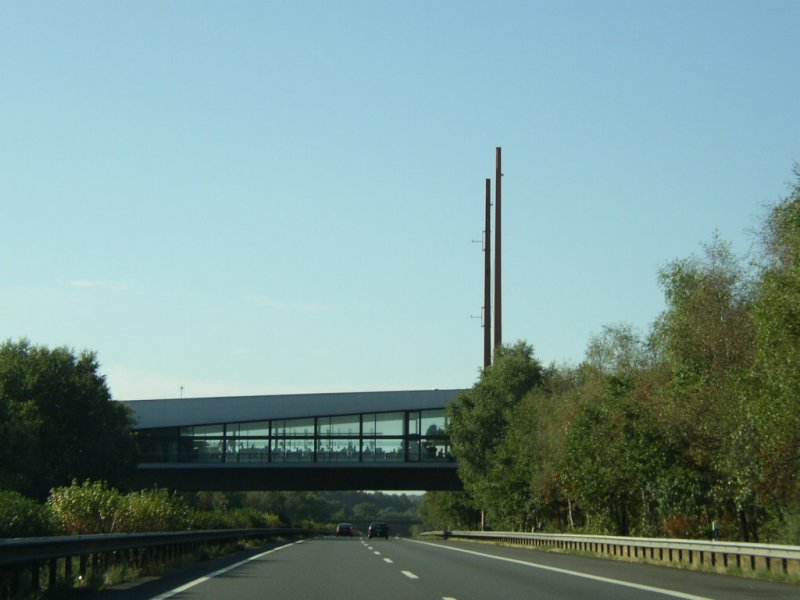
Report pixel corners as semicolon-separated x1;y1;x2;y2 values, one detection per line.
92;536;799;600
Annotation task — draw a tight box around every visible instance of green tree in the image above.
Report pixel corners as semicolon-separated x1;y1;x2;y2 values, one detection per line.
651;237;759;539
0;340;138;499
447;341;543;529
418;491;480;531
749;168;800;540
562;375;672;536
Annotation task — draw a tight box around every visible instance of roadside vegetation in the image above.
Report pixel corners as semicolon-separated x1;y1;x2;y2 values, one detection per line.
431;167;800;545
0;482;419;538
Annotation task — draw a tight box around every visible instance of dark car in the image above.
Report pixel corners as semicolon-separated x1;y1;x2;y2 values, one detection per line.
336;522;354;536
368;522;389;539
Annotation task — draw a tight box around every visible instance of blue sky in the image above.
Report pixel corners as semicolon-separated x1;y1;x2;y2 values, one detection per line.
1;1;798;400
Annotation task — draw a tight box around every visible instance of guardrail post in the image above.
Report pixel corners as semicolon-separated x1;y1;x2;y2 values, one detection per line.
12;569;22;599
31;562;40;592
65;554;73;584
48;558;57;590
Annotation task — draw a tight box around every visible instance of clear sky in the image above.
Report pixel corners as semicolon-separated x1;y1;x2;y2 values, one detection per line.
1;1;798;400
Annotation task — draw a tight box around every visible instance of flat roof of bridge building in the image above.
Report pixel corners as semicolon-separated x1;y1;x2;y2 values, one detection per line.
120;388;466;430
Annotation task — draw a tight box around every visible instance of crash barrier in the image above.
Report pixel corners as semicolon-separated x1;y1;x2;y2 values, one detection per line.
421;530;800;576
0;527;308;599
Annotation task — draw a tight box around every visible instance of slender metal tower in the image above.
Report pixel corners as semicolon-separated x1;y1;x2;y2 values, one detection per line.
483;177;492;370
494;147;502;353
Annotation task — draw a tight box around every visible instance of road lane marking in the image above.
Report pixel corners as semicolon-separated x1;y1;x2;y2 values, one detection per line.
374;551;381;555
401;570;419;579
148;542;297;600
384;558;394;564
407;539;714;600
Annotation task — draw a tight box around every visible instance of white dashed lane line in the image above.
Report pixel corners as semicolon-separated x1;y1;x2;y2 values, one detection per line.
383;558;393;564
401;570;419;579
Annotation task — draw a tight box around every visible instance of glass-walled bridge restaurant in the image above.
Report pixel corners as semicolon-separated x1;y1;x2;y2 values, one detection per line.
120;389;465;491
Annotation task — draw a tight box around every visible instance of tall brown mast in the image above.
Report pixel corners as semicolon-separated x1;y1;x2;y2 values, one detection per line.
493;147;502;353
483;177;492;370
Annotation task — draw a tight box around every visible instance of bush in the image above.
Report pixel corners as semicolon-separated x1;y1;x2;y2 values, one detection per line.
0;490;54;537
188;508;284;530
113;488;190;532
47;479;121;534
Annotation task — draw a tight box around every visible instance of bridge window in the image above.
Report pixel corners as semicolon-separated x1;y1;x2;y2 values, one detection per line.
421;410;448;437
421;440;450;462
188;438;224;463
182;424;224;437
407;411;420;436
179;425;224;462
271;437;314;462
229;421;270;437
374;412;404;436
318;415;360;436
363;412;404;436
273;418;314;437
227;438;269;463
363;438;404;462
317;438;360;462
135;429;180;463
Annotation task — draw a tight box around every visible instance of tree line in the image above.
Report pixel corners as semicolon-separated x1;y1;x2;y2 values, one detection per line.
426;167;800;544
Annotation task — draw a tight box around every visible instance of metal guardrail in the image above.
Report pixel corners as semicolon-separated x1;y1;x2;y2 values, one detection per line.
421;530;800;575
0;528;309;598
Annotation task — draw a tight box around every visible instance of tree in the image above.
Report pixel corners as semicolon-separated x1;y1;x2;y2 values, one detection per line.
749;168;800;536
447;341;543;529
418;491;481;531
651;236;759;539
0;340;138;499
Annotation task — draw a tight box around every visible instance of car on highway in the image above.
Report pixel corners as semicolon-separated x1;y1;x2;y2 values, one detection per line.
367;522;389;539
336;522;354;536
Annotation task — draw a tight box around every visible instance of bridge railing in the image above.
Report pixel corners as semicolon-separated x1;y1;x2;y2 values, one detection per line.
0;528;311;598
421;530;800;576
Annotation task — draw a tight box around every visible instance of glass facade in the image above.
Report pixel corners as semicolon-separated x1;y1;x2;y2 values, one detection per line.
135;408;452;465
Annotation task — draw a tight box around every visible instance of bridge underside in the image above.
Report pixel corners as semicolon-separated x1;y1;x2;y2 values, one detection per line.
134;463;463;492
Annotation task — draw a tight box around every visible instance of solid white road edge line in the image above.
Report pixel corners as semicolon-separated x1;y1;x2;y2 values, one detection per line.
406;539;714;600
148;541;299;600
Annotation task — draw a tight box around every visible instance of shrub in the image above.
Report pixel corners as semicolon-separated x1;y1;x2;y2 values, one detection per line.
188;508;284;530
113;488;190;532
0;490;54;537
47;479;121;534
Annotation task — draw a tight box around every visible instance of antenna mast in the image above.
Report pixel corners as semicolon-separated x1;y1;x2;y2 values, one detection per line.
483;178;492;370
494;147;502;354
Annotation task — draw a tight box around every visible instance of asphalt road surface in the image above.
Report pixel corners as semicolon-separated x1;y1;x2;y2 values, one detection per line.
90;536;799;600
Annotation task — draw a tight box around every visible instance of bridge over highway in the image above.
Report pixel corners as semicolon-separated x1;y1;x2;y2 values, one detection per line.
120;389;465;491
